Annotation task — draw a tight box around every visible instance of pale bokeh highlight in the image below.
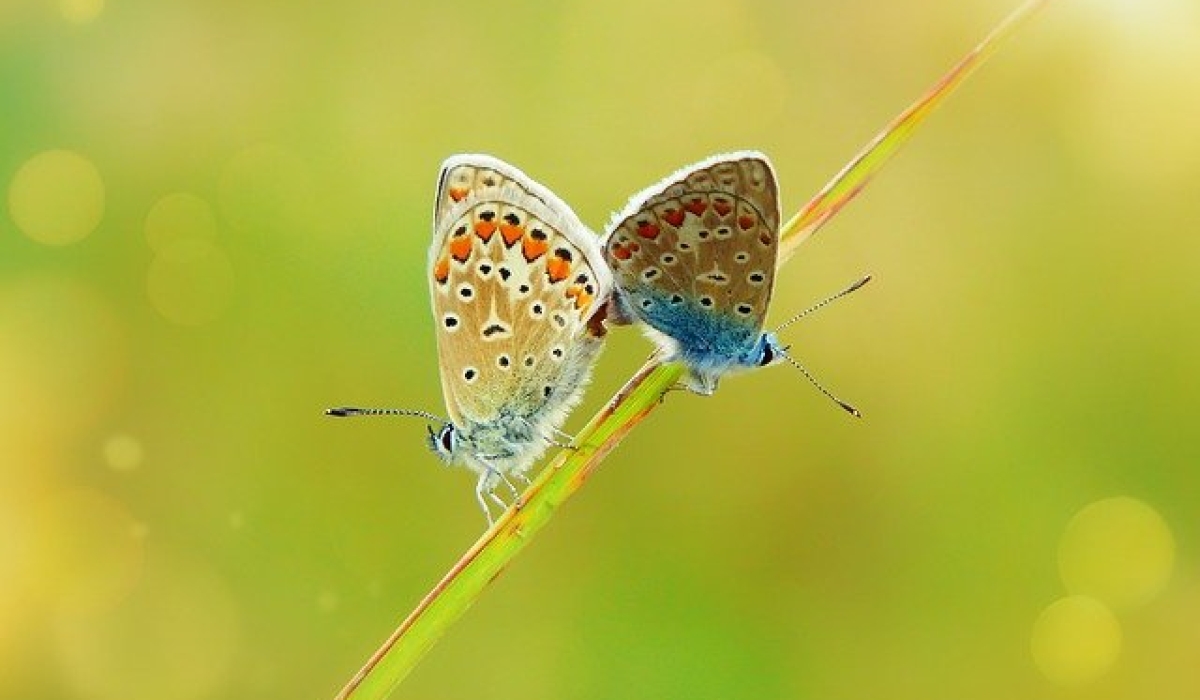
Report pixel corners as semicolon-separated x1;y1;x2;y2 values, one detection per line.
1030;595;1122;686
103;434;145;473
59;0;104;24
7;150;105;246
1059;496;1175;609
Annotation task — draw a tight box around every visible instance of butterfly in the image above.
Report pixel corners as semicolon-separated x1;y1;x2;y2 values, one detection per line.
602;151;867;412
329;154;612;522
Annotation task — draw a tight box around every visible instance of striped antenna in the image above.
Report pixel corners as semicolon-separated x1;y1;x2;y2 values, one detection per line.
780;353;862;418
774;274;872;332
325;407;447;423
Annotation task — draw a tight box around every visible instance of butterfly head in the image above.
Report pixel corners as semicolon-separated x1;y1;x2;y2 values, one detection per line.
427;422;458;464
748;332;788;368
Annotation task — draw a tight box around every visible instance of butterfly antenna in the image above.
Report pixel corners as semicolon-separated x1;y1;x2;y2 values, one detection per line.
780;353;862;418
774;274;872;332
325;407;446;422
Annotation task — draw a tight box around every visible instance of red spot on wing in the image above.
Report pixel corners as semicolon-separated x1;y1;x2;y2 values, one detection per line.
474;221;497;241
713;198;733;216
433;257;450;284
738;214;756;230
500;224;524;246
683;197;707;216
448;187;469;202
635;221;661;239
662;208;685;227
611;243;632;261
449;236;473;262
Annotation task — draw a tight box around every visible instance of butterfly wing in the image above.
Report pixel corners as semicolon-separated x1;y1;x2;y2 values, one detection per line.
602;152;781;360
429;155;611;448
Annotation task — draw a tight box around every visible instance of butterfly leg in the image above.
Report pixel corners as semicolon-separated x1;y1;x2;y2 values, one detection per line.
522;419;577;451
474;470;497;526
658;382;692;403
479;457;520;501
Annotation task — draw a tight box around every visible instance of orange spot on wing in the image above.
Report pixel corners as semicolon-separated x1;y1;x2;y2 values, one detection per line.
523;236;549;262
635;221;661;239
663;208;685;227
611;243;632;261
500;224;524;247
474;221;497;241
546;256;571;283
448;187;469;202
738;214;756;230
449;235;473;262
713;198;733;216
433;257;450;284
684;197;707;216
566;285;593;310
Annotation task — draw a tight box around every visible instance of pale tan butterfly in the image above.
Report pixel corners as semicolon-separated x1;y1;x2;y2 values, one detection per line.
329;155;612;522
602;151;867;412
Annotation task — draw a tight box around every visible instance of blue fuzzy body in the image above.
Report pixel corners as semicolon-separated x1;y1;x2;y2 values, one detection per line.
622;288;776;394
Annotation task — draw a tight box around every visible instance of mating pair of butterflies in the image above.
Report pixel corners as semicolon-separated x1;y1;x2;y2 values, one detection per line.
330;152;868;521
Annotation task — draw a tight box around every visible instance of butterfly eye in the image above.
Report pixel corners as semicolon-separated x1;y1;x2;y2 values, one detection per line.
427;423;456;461
758;343;776;367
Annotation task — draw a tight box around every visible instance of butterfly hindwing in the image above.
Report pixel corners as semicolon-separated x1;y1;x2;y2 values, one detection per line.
429;155;610;450
603;152;781;353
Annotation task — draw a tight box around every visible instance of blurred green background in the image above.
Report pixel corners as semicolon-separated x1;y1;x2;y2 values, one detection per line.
3;0;1199;698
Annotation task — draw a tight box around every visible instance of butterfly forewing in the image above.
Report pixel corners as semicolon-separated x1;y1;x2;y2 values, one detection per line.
603;153;781;344
429;156;610;434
